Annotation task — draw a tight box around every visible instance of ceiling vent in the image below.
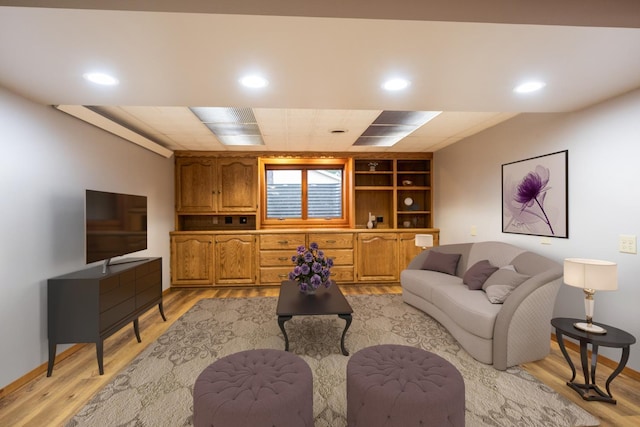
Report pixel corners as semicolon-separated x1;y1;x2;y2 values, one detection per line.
353;110;441;147
190;107;265;146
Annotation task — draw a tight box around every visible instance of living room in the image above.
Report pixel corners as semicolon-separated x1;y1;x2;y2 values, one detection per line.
1;1;639;425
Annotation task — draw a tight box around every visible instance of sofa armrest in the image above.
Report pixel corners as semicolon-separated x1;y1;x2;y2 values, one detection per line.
492;268;562;370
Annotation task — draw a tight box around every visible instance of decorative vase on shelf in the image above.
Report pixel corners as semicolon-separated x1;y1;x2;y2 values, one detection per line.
366;212;374;229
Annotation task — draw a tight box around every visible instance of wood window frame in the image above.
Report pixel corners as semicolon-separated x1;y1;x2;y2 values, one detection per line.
258;157;353;229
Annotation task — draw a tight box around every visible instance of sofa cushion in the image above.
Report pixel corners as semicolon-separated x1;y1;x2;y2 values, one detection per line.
400;269;464;302
431;283;501;339
483;268;530;303
463;260;498;290
421;251;461;276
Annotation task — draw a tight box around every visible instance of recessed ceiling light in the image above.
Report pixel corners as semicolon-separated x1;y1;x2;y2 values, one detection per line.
239;75;269;88
514;81;546;93
382;78;410;91
83;72;119;86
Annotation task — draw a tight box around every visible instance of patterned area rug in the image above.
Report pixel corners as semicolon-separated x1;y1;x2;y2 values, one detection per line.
67;294;599;427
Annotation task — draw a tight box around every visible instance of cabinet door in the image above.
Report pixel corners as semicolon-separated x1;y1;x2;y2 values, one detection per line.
171;234;214;286
215;234;256;285
176;158;216;212
356;233;399;282
398;233;424;270
217;158;257;212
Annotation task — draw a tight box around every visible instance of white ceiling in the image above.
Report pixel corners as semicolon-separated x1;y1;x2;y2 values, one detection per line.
1;1;639;154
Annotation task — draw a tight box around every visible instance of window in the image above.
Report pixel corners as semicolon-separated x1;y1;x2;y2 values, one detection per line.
260;158;351;227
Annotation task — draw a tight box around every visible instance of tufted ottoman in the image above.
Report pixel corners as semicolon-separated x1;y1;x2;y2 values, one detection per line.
193;349;313;427
347;344;465;427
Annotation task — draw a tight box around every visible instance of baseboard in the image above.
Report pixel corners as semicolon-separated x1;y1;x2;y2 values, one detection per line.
551;333;640;382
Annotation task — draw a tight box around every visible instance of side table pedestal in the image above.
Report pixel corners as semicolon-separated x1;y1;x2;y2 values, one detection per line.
552;317;636;404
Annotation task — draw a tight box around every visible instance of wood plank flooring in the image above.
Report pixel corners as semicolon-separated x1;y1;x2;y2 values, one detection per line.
0;285;638;426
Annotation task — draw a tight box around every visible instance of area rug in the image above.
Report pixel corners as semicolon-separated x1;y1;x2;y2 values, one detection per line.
67;294;599;427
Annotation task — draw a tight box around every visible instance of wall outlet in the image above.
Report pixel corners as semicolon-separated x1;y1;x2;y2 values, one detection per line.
470;225;477;236
619;234;637;254
540;237;552;245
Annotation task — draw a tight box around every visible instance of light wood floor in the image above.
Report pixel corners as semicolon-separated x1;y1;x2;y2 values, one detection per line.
1;286;638;426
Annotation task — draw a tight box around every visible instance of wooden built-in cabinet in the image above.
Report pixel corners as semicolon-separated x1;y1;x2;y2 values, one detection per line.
176;157;257;213
258;234;307;285
215;234;256;285
170;230;437;287
170;234;214;286
308;233;355;282
175;156;258;231
171;152;437;288
356;233;399;282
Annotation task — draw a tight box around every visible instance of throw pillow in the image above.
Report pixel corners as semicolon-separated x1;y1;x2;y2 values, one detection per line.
463;260;498;290
421;251;461;276
482;268;530;303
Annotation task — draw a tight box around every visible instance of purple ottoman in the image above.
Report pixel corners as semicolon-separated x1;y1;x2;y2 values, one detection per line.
347;345;465;427
193;349;313;427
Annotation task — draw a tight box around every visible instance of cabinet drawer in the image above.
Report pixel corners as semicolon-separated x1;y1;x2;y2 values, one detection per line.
259;234;305;250
100;279;135;312
136;286;160;309
330;266;354;282
135;258;161;277
325;249;354;266
259;267;291;284
136;269;161;293
308;233;354;249
100;297;136;331
260;250;294;267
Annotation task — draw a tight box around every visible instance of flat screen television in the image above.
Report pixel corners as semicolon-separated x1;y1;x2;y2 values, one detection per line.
85;189;148;267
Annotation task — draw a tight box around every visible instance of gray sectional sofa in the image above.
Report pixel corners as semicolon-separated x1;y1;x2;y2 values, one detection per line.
400;241;563;370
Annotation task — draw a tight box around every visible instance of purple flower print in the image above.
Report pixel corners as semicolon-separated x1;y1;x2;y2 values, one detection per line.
507;165;554;235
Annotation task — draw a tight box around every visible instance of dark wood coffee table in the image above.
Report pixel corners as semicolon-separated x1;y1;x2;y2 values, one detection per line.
276;280;353;355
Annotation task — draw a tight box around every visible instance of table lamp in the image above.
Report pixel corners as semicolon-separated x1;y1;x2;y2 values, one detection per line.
563;258;617;334
415;234;434;250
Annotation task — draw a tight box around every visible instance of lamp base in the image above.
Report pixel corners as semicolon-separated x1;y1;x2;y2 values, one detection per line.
573;321;607;334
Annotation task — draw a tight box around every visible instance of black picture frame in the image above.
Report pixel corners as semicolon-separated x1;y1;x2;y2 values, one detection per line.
502;150;568;238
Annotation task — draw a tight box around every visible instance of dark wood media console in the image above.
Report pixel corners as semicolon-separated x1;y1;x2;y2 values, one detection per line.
47;257;166;376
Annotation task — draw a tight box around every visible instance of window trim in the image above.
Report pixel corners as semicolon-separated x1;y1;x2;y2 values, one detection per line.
259;157;352;228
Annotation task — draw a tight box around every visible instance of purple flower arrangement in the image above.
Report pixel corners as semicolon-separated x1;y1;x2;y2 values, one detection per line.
289;242;334;293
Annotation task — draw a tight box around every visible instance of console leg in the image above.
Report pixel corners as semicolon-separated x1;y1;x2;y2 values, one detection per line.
158;302;167;321
133;319;141;343
47;342;57;377
96;341;104;375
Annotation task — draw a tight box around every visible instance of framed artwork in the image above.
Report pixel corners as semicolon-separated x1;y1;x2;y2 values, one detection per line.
502;150;568;238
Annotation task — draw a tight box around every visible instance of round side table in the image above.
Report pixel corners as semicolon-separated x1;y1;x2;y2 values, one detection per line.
551;317;636;404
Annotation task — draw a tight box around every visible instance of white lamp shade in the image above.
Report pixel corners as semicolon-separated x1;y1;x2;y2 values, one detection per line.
415;234;434;248
563;258;618;291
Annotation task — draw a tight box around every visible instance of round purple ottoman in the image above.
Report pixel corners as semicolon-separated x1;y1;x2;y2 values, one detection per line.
193;349;313;427
347;344;465;427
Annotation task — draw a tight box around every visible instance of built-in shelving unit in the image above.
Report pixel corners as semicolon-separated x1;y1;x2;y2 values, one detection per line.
354;155;432;229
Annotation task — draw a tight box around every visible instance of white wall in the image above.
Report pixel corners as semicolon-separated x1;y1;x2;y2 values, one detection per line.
435;88;640;371
0;87;175;388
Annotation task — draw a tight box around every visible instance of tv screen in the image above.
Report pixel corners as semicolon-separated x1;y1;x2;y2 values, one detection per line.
85;190;148;264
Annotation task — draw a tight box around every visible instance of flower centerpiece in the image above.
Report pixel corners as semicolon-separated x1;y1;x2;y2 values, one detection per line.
289;242;334;294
